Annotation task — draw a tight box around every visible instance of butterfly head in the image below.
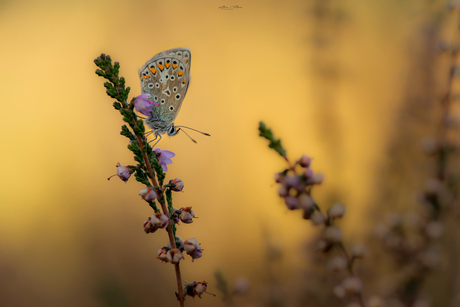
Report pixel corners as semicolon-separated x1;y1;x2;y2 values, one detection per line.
167;125;179;137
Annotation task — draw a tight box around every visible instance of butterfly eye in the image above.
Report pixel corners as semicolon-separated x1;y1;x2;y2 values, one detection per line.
155;83;160;88
173;87;177;92
161;99;165;104
148;83;154;89
175;94;181;100
169;106;174;111
169;126;175;134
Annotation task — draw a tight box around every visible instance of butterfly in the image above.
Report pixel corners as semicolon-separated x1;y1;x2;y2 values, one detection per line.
139;47;209;145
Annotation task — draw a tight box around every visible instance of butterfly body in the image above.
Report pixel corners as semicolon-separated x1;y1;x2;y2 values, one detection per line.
139;47;192;139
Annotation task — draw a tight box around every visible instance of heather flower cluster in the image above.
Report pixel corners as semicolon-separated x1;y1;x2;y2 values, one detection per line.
259;121;379;307
95;54;209;306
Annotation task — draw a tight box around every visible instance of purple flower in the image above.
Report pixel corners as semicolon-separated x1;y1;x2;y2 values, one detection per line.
154;148;175;172
134;94;160;116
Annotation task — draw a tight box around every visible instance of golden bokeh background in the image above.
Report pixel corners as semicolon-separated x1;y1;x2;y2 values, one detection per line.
0;0;456;306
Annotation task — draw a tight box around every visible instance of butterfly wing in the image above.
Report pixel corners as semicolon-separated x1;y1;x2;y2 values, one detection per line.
139;47;191;130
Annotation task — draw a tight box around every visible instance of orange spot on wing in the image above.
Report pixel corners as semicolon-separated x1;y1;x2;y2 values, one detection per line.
143;75;148;79
185;59;189;63
150;67;156;74
172;63;177;69
178;70;184;76
182;79;186;84
165;63;170;68
158;64;164;71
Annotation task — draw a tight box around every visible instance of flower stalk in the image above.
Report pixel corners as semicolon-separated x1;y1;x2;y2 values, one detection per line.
94;54;187;306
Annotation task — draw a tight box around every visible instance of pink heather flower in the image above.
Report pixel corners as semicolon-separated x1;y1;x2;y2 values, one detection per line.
107;162;133;183
134;94;160;116
184;238;202;261
139;187;157;202
154;148;175;172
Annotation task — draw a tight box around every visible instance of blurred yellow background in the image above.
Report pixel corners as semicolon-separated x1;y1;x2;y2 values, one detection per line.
0;0;451;306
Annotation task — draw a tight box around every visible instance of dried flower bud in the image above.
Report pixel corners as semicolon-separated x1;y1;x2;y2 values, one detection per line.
298;194;314;211
157;247;170;262
274;172;285;183
298;155;312;167
317;239;332;253
368;296;386;307
166;248;184;264
179;207;195;224
233;277;250;295
284;196;299;210
311;211;326;225
328;203;346;219
184;281;210;298
184;238;203;261
323;226;342;242
139;187;157;202
333;285;346;299
304;167;314;179
150;213;169;229
169;178;184;192
278;185;289;197
107;162;133;183
425;222;443;239
306;173;324;185
194;281;208;297
342;277;363;294
327;256;346;272
351;244;365;259
143;217;157;234
284;175;299;188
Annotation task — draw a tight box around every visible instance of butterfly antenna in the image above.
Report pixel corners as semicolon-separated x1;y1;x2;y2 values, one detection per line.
175;126;211;136
177;128;197;143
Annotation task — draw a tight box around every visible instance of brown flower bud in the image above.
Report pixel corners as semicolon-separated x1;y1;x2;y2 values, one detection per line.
323;226;342;242
166;248;184;264
169;178;184;192
298;155;312;167
328;203;346;219
342;277;363;294
311;211;326;226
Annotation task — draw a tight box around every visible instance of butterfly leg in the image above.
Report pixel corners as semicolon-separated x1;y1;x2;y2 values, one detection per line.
149;133;162;148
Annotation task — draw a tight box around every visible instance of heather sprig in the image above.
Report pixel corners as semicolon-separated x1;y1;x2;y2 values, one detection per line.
259;121;371;307
95;53;208;307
